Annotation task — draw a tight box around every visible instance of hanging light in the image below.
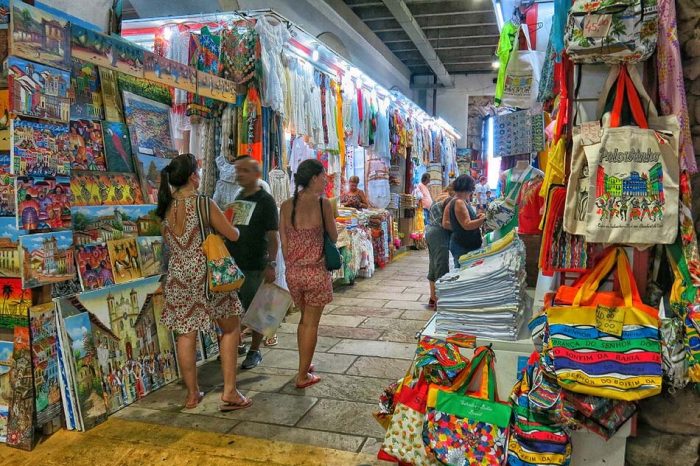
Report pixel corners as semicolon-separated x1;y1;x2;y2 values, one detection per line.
491;60;500;69
311;47;320;62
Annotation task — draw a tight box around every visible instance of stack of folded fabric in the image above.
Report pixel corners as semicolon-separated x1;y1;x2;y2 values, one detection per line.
435;231;531;340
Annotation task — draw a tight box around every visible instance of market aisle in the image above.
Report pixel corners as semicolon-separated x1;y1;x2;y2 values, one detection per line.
5;249;431;464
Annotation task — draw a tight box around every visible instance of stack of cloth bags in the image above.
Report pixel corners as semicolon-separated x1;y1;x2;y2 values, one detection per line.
435;230;532;340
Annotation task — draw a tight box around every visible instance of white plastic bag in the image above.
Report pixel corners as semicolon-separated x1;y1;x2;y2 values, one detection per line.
241;283;293;337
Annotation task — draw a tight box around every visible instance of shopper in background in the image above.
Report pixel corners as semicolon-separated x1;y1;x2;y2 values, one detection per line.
475;176;489;211
425;183;455;309
416;173;433;225
340;175;370;209
442;174;485;268
486;190;495;204
279;159;337;389
157;153;251;412
226;156;280;370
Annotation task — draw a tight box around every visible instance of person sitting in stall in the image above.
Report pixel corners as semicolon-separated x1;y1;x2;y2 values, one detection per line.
340;175;370;209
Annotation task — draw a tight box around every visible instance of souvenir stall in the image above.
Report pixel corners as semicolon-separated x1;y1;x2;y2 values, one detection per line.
377;1;700;465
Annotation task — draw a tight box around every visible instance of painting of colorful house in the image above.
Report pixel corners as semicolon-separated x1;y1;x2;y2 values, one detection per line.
11;118;71;177
69;58;103;120
0;218;24;278
20;231;76;288
10;1;70;70
29;303;62;426
7;57;70;122
72;205;159;245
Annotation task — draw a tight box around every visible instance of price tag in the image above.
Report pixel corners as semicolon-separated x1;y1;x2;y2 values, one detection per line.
583;14;612;39
595;305;625;337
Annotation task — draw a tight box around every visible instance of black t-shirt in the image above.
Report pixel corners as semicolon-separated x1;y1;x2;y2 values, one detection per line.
225;189;278;271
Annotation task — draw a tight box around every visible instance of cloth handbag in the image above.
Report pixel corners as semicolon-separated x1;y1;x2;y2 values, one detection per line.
583;66;680;244
196;195;245;297
423;346;512;466
485;166;534;231
547;247;663;401
319;198;342;271
240;283;292;338
563;392;637;440
564;0;658;64
501;24;545;109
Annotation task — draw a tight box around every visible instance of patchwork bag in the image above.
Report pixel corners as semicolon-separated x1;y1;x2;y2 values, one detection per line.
196;195;245;297
565;0;658;64
547;247;663;401
424;346;512;466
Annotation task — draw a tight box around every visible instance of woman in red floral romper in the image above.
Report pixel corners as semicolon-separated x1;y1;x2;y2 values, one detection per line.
157;154;252;411
280;159;338;388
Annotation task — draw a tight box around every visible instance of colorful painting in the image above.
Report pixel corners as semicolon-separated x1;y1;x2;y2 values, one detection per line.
0;218;23;278
0;278;30;329
196;71;237;104
135;154;170;204
58;275;177;415
200;323;220;360
61;311;107;430
118;72;172;106
11;118;71;177
10;1;70;70
0;153;9;174
71;24;143;77
122;92;176;159
72;204;161;245
20;231;76;288
69;58;103;120
0;29;6;88
6;326;34;450
69;120;106;171
70;171;144;206
75;243;114;291
0;91;10;152
144;51;196;93
102;122;134;173
0;0;8;24
0;340;12;443
136;236;164;277
29;303;62;427
7;56;71;122
0;173;15;216
99;68;124;123
16;175;71;231
107;238;142;284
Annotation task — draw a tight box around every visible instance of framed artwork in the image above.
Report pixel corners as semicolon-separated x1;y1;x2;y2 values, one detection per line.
29;302;62;427
10;1;70;70
0;278;30;327
99;68;124;123
143;52;196;93
134;154;170;204
0;217;23;278
72;204;160;245
71;24;143;77
0;30;7;88
0;339;11;443
70;171;144;206
118;72;172;106
136;236;164;277
69;58;104;120
196;71;237;104
11;118;71;177
7;56;71;122
122;91;176;158
102;122;134;173
0;152;9;174
0;90;10;152
0;0;8;24
6;326;34;450
106;237;142;284
20;231;76;288
0;172;15;216
69;120;106;171
16;175;71;231
75;243;114;291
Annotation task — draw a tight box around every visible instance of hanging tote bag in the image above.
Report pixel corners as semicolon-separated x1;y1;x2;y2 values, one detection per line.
564;0;658;65
196;195;245;297
319;198;342;271
547;247;663;401
584;66;679;245
501;24;545;109
423;346;512;466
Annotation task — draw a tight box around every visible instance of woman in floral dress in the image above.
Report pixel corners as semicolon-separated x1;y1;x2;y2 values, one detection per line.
157;153;251;411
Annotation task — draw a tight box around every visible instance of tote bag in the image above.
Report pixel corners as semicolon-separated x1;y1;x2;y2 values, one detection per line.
501;24;545;109
584;66;680;245
547;247;663;401
240;283;293;338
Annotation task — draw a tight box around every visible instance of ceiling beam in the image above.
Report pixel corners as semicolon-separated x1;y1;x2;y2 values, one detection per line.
381;0;452;87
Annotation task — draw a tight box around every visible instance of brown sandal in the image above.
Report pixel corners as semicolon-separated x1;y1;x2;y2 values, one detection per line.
219;395;253;412
184;391;204;409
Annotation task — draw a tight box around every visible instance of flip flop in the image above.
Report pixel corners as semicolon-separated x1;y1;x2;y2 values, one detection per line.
184;391;204;409
295;373;321;389
308;363;315;372
219;396;253;412
264;335;279;347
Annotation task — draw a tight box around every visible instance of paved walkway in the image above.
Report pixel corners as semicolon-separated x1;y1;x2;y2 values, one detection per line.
113;249;432;458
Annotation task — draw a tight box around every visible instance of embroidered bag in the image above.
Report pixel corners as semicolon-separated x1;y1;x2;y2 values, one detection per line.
424;346;512;466
196;195;245;297
564;0;658;64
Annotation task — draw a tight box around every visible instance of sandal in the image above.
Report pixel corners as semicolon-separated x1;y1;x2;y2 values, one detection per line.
427;298;436;309
184;391;204;409
219;395;253;412
264;335;279;347
295;373;321;389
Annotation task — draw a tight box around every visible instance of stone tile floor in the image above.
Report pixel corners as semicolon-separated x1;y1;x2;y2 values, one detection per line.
115;249;432;457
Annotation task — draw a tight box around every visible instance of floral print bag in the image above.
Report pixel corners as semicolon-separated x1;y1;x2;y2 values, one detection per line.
423;347;512;466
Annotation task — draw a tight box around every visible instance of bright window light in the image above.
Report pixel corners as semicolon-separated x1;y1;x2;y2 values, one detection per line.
486;116;500;193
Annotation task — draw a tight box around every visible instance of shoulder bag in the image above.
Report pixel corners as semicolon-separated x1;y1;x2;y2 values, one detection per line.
319;198;342;271
501;24;545;109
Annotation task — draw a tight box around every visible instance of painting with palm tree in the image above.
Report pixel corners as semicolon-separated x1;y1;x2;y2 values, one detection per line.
0;278;30;329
